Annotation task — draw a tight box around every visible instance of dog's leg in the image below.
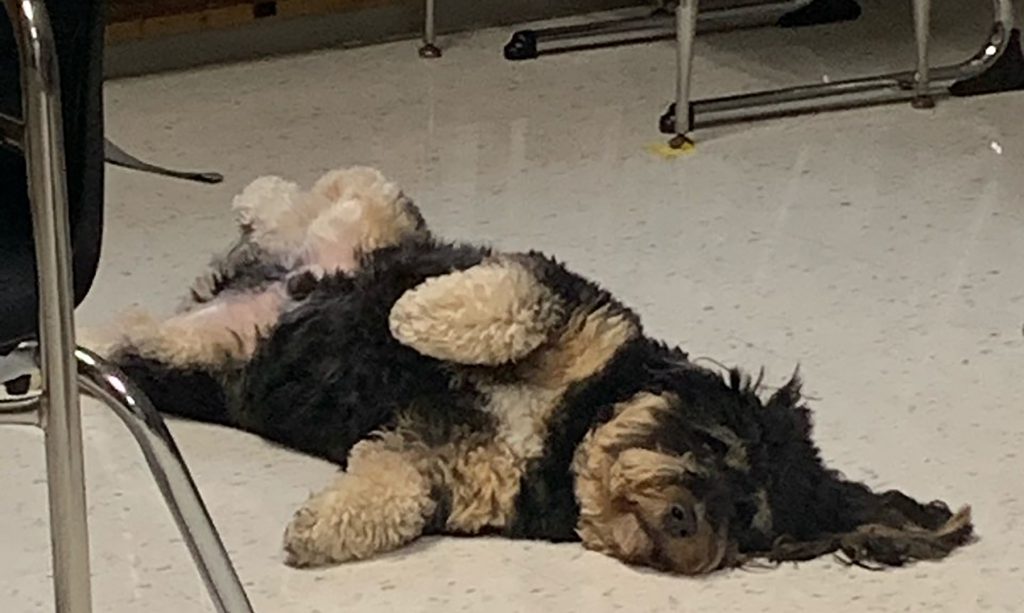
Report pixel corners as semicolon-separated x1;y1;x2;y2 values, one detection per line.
116;285;288;369
283;440;436;567
389;258;564;366
298;170;426;277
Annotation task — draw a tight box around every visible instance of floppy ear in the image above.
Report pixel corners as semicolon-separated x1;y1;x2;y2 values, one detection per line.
609;449;702;500
389;258;563;366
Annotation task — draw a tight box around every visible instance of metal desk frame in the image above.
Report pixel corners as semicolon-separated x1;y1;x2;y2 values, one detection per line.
661;0;1024;146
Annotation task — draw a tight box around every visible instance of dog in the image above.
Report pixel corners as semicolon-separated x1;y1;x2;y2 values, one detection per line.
102;166;974;574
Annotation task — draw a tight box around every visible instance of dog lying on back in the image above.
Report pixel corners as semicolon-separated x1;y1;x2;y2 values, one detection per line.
103;167;974;574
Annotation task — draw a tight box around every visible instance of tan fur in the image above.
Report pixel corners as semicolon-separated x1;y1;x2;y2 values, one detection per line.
389;261;639;532
340;428;527;538
572;392;729;574
283;440;436;567
390;259;562;366
117;286;287;367
704;425;750;471
309;166;424;257
609;448;704;496
114;166;426;369
231;175;321;256
574;393;674;554
522;303;639;389
475;382;562;459
445;441;523;532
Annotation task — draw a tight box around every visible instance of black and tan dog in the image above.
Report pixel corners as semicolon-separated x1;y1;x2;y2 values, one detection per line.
103;167;974;575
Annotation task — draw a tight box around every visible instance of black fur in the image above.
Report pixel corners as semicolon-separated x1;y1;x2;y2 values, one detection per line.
191;237;289;304
115;234;971;570
116;353;234;426
506;339;688;541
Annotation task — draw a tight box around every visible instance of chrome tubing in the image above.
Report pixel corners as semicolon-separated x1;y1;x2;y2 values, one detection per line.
668;0;1016;135
3;1;93;611
0;110;23;150
504;0;811;60
76;347;255;613
912;0;934;108
419;0;441;57
675;0;699;137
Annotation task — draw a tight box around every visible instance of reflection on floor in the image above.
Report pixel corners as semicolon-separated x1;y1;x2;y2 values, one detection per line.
2;0;1023;610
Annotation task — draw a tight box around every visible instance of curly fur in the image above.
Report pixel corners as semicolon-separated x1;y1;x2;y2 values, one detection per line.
107;166;974;575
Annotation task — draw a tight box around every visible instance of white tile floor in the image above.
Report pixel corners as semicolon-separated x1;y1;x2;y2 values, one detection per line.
4;0;1024;610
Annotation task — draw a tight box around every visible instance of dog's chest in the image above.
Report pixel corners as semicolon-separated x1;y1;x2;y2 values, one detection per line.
477;382;563;460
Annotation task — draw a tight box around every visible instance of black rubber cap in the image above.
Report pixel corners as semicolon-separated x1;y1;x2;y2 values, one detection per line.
777;0;861;28
504;30;538;61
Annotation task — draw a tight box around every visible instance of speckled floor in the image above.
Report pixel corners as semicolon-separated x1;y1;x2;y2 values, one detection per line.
3;0;1024;610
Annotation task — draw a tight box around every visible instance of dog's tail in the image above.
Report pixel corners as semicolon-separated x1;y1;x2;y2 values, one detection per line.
113;351;238;428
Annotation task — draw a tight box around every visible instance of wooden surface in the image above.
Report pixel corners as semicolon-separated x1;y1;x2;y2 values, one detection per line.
106;0;387;43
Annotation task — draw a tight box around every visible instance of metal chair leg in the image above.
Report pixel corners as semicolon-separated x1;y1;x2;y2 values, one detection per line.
4;1;93;611
912;0;935;108
2;344;255;613
419;0;441;58
76;347;255;613
3;2;252;611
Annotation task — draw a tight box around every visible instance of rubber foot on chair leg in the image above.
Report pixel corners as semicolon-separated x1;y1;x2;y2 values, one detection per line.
777;0;861;28
658;103;695;135
419;43;442;58
668;134;694;150
504;31;538;61
950;29;1024;97
911;95;936;109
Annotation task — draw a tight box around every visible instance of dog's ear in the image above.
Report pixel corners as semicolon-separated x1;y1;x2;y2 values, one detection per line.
609;449;702;500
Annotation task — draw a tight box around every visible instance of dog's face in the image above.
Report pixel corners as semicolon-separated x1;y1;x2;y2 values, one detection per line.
575;394;737;575
604;448;733;574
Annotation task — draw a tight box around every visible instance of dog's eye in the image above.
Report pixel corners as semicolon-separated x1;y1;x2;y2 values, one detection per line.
667;505;695;538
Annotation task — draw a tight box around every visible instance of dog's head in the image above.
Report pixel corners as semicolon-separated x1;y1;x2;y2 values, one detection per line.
573;393;736;574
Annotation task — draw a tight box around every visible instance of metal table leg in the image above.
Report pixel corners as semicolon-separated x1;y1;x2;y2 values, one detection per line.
659;0;1023;139
504;0;818;61
671;0;699;148
499;0;860;59
419;0;441;58
912;0;935;109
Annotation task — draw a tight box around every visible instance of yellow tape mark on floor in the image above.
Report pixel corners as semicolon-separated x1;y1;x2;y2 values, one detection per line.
646;140;696;158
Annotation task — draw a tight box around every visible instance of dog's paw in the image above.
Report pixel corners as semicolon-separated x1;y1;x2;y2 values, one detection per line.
282;506;345;568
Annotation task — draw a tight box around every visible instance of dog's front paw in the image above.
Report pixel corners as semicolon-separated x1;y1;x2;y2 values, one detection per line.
283;506;345;568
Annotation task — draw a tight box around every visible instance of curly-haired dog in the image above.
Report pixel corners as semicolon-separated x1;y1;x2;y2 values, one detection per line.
104;167;974;575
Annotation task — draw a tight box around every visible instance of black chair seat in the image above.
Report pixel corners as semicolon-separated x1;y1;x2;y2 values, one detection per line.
0;0;106;350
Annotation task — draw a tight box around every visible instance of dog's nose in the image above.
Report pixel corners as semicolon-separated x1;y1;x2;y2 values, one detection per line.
665;504;697;538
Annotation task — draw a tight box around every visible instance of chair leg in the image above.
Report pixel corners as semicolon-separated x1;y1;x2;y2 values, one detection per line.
419;0;441;58
670;0;699;148
104;139;224;184
911;0;935;108
4;0;93;610
76;347;254;613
